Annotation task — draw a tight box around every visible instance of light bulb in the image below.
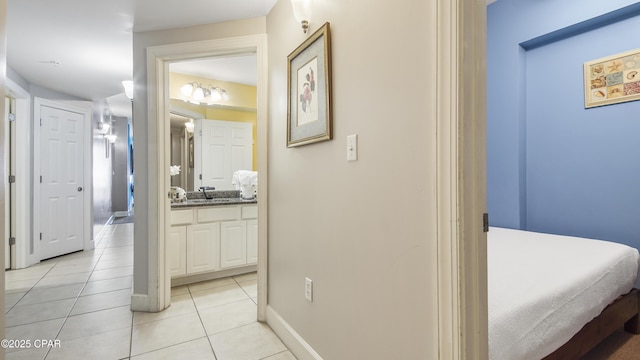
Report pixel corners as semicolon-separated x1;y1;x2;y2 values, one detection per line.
180;83;194;96
210;88;222;102
193;86;205;102
291;0;312;33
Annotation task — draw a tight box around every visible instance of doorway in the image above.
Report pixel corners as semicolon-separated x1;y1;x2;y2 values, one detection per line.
143;34;268;320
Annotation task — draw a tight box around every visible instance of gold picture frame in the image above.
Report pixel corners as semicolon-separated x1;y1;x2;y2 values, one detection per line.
584;48;640;108
287;22;332;147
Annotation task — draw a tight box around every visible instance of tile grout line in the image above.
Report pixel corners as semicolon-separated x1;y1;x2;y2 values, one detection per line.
188;284;220;359
42;224;128;359
44;237;110;359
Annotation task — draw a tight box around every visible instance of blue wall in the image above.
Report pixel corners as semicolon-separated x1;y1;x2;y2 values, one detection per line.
488;0;640;250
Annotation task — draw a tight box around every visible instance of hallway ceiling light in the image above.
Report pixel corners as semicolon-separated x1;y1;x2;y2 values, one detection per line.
180;82;229;105
97;122;111;135
104;134;118;144
291;0;312;33
122;80;133;100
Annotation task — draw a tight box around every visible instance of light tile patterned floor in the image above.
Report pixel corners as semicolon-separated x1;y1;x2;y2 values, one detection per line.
4;223;296;360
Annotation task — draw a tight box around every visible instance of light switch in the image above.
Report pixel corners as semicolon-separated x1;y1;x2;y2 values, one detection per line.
347;134;358;161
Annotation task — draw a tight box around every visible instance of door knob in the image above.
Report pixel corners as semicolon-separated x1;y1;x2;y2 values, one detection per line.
78;187;83;192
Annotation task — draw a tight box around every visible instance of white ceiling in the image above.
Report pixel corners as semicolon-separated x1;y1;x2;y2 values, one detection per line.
6;0;275;114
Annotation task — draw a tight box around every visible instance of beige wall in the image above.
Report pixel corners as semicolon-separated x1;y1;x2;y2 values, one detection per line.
266;0;439;358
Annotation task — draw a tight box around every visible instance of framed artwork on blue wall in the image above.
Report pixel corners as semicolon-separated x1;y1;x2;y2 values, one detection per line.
584;48;640;108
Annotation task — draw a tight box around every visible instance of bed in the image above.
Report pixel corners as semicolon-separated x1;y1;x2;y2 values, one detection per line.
488;227;640;360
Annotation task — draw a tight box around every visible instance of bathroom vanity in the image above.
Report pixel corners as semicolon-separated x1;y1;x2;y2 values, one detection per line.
169;191;257;286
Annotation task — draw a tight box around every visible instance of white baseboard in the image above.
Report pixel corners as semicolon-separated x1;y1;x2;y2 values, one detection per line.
266;306;323;360
171;265;257;287
114;211;129;218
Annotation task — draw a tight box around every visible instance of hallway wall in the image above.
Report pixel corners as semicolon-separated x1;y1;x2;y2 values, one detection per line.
265;0;440;358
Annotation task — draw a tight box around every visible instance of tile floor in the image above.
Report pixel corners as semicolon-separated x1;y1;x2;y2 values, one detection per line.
4;223;296;360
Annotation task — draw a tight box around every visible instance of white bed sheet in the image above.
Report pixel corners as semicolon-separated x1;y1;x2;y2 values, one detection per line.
488;227;639;360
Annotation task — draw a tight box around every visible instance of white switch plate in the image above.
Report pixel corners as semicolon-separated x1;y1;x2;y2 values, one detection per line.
305;277;313;302
347;134;358;161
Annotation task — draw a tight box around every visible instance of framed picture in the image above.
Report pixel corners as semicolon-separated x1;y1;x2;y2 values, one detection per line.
584;48;640;108
287;22;332;147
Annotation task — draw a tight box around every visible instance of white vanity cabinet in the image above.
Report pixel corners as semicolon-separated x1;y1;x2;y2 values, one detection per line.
186;223;220;274
168;226;187;277
246;219;258;264
220;221;247;268
169;204;257;281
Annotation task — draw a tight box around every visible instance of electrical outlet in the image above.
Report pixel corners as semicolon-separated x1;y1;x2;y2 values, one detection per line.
305;277;313;302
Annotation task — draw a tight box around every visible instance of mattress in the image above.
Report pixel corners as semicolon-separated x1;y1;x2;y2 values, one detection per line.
488;227;640;360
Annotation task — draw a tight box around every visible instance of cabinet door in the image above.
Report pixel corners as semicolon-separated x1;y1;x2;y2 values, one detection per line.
246;219;258;265
186;223;220;274
168;226;187;277
220;221;247;269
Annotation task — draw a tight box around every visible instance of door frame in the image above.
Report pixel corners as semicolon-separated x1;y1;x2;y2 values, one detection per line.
33;98;93;260
146;34;268;318
435;0;488;358
5;78;33;269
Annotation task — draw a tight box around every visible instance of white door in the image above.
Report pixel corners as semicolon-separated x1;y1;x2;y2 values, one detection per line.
195;119;252;190
40;105;85;260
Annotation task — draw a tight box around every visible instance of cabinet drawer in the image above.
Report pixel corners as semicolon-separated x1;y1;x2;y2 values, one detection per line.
197;206;241;223
171;209;194;225
241;205;258;219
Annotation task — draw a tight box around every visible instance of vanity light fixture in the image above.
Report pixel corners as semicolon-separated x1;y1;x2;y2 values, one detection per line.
180;82;229;105
291;0;313;33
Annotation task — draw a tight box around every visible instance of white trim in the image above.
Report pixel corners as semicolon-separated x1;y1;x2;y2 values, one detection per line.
266;306;323;360
33;98;93;261
3;97;9;270
436;0;488;359
131;293;152;312
113;211;129;218
5;78;34;269
143;34;268;316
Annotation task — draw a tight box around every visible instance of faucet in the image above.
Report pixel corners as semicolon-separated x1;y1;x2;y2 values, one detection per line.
199;186;215;199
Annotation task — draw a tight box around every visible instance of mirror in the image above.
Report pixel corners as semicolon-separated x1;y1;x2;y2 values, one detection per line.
168;54;258;192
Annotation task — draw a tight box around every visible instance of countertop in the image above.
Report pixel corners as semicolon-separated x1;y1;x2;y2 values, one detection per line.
170;189;257;209
171;197;257;208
